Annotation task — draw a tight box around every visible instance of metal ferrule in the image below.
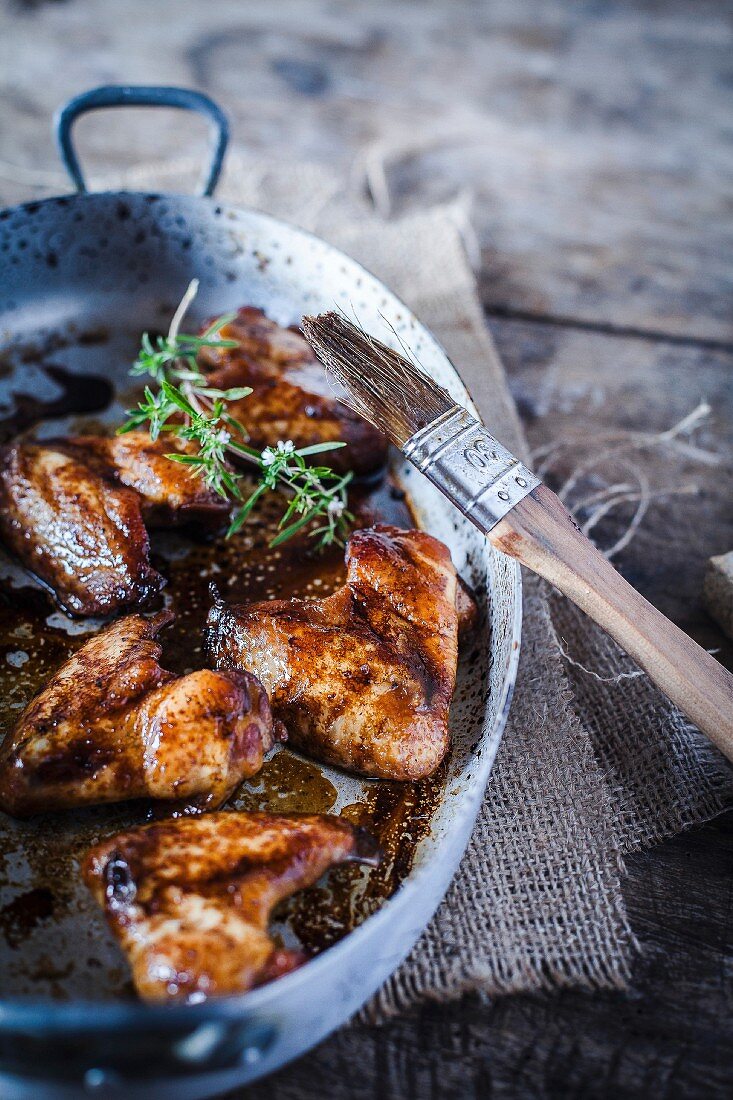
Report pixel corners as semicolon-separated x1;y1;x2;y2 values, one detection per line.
403;406;540;533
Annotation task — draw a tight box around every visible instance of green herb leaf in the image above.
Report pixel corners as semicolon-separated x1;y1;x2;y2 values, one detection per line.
295;441;347;456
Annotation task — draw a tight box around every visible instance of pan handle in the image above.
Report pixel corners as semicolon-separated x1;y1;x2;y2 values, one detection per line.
54;85;230;196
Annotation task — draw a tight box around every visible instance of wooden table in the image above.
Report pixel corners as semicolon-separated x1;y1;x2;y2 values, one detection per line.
1;1;731;1095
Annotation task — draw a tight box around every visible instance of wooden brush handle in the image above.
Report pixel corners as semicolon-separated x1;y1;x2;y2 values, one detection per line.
492;484;733;762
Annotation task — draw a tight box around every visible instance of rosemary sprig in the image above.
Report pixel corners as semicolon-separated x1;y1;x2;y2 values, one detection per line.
119;280;353;547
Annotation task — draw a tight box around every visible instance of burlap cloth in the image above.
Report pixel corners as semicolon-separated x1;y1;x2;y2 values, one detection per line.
100;153;732;1018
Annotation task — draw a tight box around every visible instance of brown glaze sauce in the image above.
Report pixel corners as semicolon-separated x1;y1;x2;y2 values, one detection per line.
0;363;113;444
281;764;447;957
0;348;445;990
0;886;55;949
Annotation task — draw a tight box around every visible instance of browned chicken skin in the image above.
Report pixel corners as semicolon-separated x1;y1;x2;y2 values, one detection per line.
84;811;379;1002
0;433;227;616
0;612;275;817
0;439;163;617
198;307;388;477
65;431;230;529
206;525;465;781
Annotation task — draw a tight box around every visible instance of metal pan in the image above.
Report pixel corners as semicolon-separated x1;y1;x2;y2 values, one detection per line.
0;87;522;1098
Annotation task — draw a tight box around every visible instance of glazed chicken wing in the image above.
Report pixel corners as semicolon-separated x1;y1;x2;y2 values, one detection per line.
0;439;163;617
65;431;229;529
198;307;388;477
0;612;275;817
0;433;227;616
206;525;464;781
84;811;379;1002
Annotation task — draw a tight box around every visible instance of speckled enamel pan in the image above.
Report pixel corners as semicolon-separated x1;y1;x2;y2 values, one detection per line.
0;87;522;1099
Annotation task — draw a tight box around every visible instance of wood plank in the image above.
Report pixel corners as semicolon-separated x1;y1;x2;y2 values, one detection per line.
0;0;731;340
491;317;733;665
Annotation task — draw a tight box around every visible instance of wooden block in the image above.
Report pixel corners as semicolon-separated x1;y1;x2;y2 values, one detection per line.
703;552;733;640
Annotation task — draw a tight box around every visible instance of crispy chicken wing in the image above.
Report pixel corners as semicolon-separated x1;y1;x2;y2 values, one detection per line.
84;811;379;1002
198;307;388;477
0;439;163;617
206;525;464;780
0;612;275;817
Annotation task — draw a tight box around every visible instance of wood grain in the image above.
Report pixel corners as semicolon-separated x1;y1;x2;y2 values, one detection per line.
492;315;733;669
493;484;733;759
0;0;731;341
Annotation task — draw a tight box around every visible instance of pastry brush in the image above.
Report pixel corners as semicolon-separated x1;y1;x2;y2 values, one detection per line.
301;312;733;762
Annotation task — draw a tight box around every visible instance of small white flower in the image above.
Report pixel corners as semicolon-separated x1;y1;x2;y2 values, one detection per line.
214;429;230;446
327;498;344;519
262;440;295;468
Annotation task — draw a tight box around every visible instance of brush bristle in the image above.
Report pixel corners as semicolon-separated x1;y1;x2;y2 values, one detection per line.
301;312;455;448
